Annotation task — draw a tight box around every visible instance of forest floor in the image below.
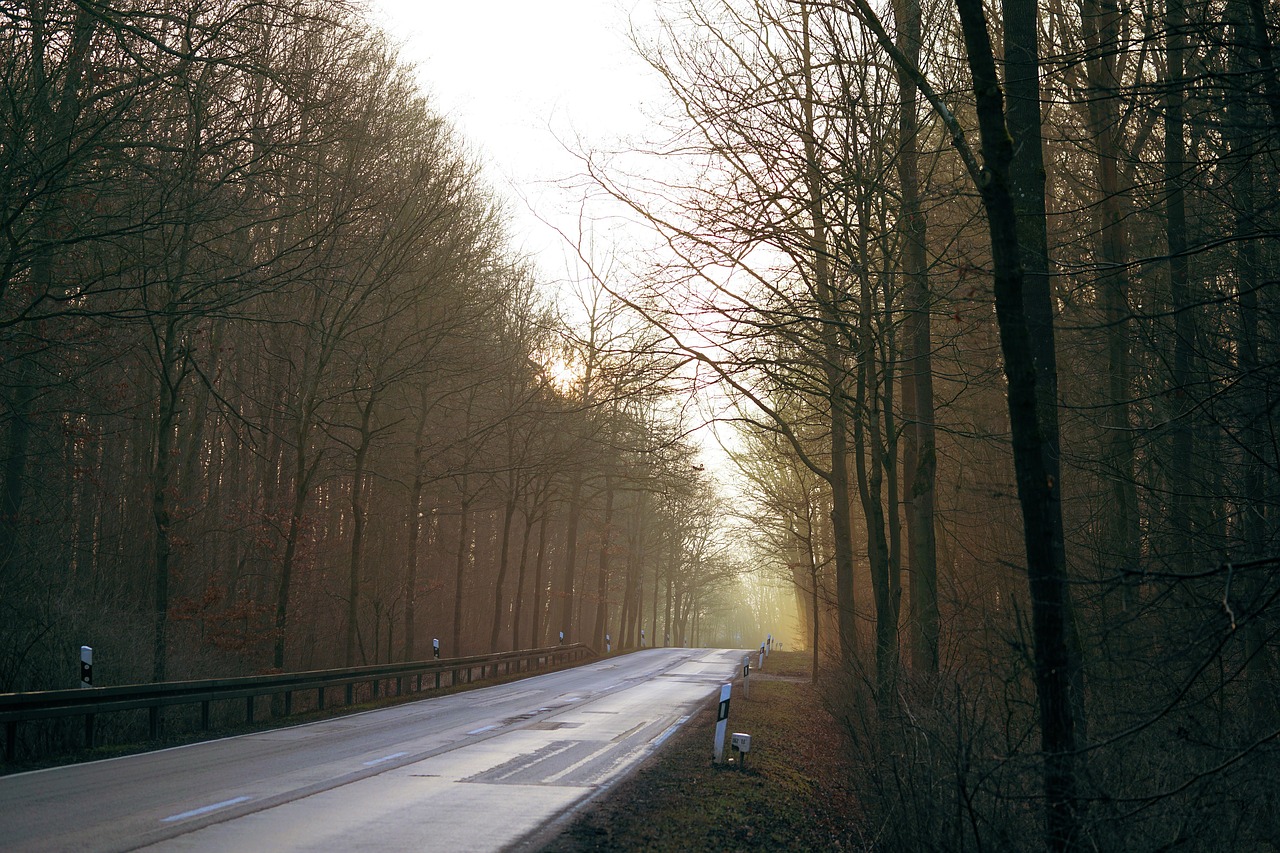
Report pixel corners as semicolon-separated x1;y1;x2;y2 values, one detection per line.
535;650;869;852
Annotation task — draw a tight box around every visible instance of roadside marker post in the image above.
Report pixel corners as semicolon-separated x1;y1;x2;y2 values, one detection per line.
741;653;750;699
730;732;751;767
79;645;94;747
759;644;765;671
606;634;611;654
432;638;440;659
766;633;772;656
79;646;93;688
713;682;732;763
640;629;645;647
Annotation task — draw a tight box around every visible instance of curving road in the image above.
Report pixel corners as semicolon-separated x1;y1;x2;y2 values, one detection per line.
0;647;741;852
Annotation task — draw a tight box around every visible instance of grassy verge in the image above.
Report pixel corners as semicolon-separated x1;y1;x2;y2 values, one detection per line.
542;651;866;852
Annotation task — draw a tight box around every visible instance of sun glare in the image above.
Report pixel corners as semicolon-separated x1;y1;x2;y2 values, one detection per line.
546;357;583;395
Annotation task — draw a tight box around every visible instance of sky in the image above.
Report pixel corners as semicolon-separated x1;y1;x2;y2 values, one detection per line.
367;0;667;269
366;1;742;476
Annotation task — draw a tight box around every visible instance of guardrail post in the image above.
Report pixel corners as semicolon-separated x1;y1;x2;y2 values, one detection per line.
345;683;353;706
84;713;94;749
318;686;326;710
246;696;254;725
284;691;293;715
149;706;159;740
5;721;15;762
201;700;210;730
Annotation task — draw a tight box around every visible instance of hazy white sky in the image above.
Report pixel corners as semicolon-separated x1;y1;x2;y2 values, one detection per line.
368;1;665;265
367;2;736;471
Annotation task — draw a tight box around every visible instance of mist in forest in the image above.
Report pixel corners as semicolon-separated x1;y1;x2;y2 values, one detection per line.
3;0;1278;849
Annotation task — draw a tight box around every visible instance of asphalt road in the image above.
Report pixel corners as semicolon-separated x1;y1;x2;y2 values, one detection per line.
0;647;742;852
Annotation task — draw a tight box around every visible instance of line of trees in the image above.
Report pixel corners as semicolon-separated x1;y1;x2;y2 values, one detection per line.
587;0;1278;848
0;1;752;702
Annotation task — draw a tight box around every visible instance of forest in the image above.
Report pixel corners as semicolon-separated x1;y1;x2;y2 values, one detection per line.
576;0;1278;849
3;0;1279;849
0;0;755;701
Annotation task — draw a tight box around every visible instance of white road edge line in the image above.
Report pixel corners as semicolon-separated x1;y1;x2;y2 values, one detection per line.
467;724;499;735
160;795;252;823
651;715;692;749
363;751;409;766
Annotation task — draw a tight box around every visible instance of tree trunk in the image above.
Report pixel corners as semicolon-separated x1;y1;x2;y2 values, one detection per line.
531;512;550;648
1225;0;1273;729
1165;0;1197;577
452;491;472;655
152;318;185;683
0;6;98;578
510;505;535;652
1083;0;1141;632
953;0;1083;845
892;0;940;677
800;2;858;668
591;478;614;651
489;494;519;652
273;397;321;672
553;475;582;643
402;407;428;661
344;396;376;667
854;270;898;703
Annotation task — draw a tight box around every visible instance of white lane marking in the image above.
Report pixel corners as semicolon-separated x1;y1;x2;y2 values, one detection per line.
363;751;409;766
652;715;692;749
543;742;617;784
160;796;252;823
476;689;541;708
489;742;579;783
467;724;499;735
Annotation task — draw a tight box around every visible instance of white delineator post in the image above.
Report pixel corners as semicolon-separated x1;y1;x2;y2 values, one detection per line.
759;644;765;671
741;653;751;699
713;682;732;763
79;646;92;687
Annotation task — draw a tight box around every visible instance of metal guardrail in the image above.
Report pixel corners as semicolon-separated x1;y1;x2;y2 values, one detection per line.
0;643;594;763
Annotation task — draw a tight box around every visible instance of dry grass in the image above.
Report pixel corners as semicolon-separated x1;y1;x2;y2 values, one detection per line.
542;651;867;852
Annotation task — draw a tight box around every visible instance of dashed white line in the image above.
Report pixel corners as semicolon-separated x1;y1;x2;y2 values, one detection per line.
363;751;409;766
160;796;252;823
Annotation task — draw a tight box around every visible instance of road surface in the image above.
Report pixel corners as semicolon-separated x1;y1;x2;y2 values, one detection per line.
0;647;741;852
